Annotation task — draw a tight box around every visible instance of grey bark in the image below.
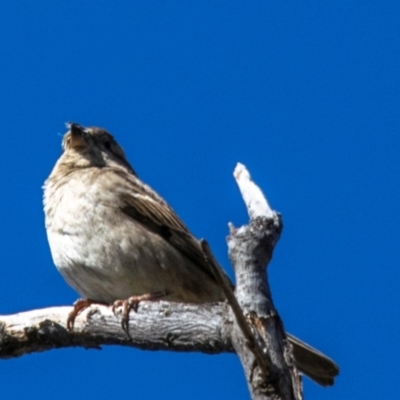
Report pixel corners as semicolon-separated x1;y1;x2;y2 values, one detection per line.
0;163;304;400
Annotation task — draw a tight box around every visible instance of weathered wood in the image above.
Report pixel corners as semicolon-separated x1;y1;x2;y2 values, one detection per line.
0;302;232;358
227;163;302;400
0;163;319;400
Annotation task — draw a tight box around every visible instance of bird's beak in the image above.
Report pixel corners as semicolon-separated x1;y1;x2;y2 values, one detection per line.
68;123;87;150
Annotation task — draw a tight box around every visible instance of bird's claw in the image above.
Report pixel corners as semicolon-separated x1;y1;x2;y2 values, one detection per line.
67;298;97;331
111;291;170;338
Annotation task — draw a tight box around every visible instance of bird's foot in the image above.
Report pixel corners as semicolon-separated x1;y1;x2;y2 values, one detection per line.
67;298;106;331
112;291;169;338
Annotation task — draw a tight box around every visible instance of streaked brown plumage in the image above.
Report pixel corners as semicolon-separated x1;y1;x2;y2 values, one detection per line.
43;123;338;386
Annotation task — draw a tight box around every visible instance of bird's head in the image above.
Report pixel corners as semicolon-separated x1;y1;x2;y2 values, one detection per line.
57;123;135;174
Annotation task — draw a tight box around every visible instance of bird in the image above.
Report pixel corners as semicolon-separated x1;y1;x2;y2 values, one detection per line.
43;122;339;386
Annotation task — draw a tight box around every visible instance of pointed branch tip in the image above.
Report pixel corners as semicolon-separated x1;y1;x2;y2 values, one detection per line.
233;163;274;219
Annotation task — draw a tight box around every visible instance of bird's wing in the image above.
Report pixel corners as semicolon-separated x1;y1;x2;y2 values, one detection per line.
115;171;218;283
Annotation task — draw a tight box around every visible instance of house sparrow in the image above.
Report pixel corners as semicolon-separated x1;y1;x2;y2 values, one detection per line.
43;123;338;386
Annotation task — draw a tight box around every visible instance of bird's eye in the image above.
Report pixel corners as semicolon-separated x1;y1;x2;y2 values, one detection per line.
104;140;112;150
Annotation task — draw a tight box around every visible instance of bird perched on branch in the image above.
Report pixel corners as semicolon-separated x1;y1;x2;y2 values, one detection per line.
43;123;339;386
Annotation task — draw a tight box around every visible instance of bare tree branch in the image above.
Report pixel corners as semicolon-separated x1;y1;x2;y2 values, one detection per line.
227;163;302;400
0;302;232;358
0;163;338;399
200;239;274;384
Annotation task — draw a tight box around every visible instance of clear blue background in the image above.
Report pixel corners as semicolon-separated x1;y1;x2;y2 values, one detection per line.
0;2;398;399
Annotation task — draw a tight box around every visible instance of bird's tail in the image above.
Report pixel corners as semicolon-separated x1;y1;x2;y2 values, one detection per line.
287;333;339;386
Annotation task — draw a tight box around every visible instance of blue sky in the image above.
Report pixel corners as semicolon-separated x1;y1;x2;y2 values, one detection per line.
0;2;399;399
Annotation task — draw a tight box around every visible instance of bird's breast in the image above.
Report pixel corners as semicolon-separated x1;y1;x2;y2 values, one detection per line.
43;171;224;303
